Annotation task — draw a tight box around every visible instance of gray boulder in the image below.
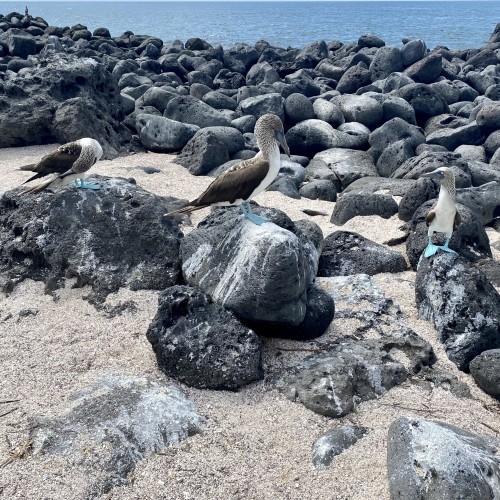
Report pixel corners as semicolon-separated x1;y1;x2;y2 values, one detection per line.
136;87;178;113
456;181;500;225
299;179;337;201
331;192;399;225
476;102;500;131
407;202;492;270
173;130;229;175
136;114;199;152
398;178;440;222
30;373;202;497
284;92;315;124
332;94;383;127
314;148;378;189
286;120;365;157
202;90;238;111
416;253;500;370
343;177;416;196
368;117;425;162
426;122;485;151
146;286;263;389
239;93;285;122
358;34;385;48
250;282;335;341
279;329;434;417
312;98;345;127
395;83;449;123
369;46;403;81
401;39;427;67
387;417;500;500
7;34;36;57
0;178;184;302
180;208;319;325
246;61;281;86
470;350;500;399
336;64;372;94
376;139;415;177
0;53;130;155
454;144;486;163
404;53;442;83
201;126;245;155
318;231;407;276
467;161;500;186
165;95;232;127
391;151;472;188
312;426;369;469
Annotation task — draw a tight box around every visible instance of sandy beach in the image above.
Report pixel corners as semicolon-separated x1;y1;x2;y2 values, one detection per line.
1;144;499;500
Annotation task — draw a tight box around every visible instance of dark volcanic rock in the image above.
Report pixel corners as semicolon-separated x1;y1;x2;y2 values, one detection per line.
404;53;442;84
470;350;500;399
318;231;407;276
395;83;449;124
180;208;319;325
30;373;202;498
331;192;399;225
314;148;378;190
398;178;439;222
0;53;130;156
312;426;369;469
369;46;403;81
146;285;263;389
136;114;199;153
0;178;184;302
416;253;500;371
406;202;492;270
174;130;229;175
284;92;315;124
251;282;335;341
279;329;434;417
336;64;372;94
455;181;500;226
165;95;232;128
426;122;485;151
387;417;500;500
299;179;338;201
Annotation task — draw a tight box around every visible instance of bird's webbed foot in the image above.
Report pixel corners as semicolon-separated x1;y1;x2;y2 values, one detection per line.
424;237;457;258
239;202;268;226
75;179;101;190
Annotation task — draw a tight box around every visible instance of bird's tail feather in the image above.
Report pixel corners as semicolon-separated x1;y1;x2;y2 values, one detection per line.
19;164;36;171
164;203;209;217
22;178;54;195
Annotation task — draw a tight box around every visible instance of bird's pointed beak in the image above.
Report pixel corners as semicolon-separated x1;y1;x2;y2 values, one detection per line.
276;130;290;157
421;169;439;179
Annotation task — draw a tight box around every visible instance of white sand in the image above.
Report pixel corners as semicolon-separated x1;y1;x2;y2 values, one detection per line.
0;145;499;499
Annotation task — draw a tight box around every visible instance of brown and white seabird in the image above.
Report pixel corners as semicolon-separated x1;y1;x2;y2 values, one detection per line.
19;138;103;194
420;166;461;257
165;113;290;225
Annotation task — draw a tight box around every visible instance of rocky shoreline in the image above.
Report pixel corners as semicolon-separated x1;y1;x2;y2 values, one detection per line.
1;10;500;500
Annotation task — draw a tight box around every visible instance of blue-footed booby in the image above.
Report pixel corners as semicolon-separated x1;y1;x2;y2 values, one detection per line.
165;113;290;225
421;167;461;257
19;138;103;194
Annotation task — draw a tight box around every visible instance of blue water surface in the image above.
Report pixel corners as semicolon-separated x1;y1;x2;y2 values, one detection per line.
1;1;499;49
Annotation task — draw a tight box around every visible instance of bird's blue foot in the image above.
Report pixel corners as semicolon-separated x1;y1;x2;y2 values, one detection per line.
424;240;441;258
440;239;457;255
240;202;268;226
424;237;457;258
74;179;101;190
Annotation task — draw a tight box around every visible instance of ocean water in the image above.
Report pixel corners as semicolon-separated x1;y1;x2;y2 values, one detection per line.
1;1;499;50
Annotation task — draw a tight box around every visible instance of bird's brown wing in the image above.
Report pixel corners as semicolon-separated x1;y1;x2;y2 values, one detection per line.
193;157;270;206
22;142;83;184
425;204;437;226
453;210;461;230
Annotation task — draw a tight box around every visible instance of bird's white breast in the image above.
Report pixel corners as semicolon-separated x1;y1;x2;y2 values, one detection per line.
428;189;456;238
250;145;281;199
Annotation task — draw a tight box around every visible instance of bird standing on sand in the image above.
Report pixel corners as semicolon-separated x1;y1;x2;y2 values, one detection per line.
20;138;103;194
420;166;461;257
165;113;290;226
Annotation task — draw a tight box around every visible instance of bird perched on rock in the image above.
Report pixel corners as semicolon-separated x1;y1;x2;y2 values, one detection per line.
421;166;461;257
165;113;290;225
19;138;103;194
